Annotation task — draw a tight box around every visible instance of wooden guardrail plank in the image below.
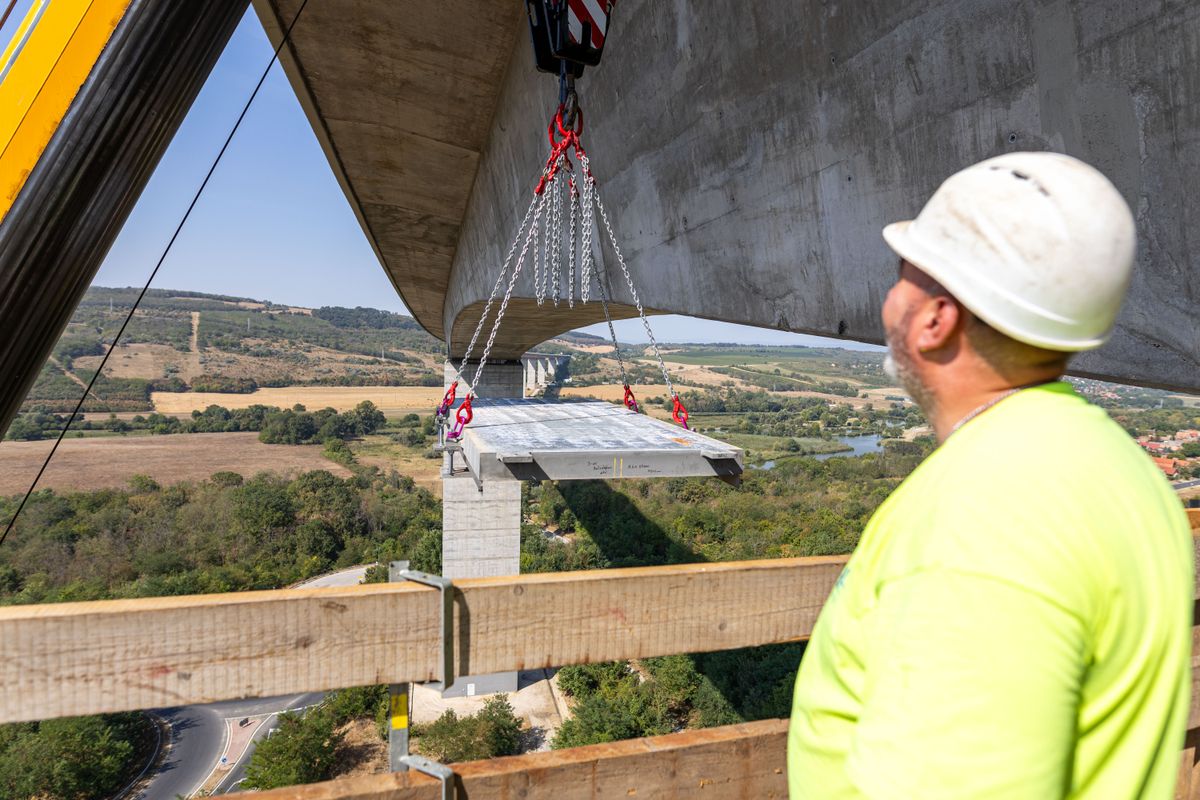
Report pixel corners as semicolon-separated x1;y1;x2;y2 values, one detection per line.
0;526;1195;723
0;557;846;722
240;718;790;800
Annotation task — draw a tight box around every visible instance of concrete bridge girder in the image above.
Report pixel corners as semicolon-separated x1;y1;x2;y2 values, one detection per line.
257;0;1200;391
445;0;1200;389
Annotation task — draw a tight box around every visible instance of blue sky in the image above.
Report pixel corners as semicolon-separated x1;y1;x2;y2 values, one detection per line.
6;6;877;351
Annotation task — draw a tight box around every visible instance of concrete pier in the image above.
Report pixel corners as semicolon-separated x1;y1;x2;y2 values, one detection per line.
440;359;523;697
440;476;521;580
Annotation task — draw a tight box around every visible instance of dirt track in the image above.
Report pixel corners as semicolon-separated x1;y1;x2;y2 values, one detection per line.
0;432;352;495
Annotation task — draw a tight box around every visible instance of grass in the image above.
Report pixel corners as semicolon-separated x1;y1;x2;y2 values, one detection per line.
348;433;443;495
660;347;845;366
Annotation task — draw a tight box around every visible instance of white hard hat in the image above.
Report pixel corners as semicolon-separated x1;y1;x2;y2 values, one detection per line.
882;152;1136;352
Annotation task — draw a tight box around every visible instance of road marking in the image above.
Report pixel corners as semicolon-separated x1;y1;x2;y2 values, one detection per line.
111;712;164;800
189;711;229;798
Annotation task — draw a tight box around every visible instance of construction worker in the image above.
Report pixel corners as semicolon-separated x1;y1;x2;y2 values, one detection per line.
788;152;1193;798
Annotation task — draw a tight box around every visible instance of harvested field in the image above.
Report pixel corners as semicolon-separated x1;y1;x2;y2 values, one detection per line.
151;386;443;417
0;432;351;495
658;360;751;388
76;342;203;381
561;381;894;411
351;436;444;496
559;384;674;402
193;341;438;384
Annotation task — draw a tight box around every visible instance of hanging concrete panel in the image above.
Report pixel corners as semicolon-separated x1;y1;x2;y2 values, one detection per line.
448;399;743;484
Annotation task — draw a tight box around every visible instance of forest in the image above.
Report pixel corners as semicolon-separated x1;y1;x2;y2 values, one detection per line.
6;400;388;442
0;418;931;794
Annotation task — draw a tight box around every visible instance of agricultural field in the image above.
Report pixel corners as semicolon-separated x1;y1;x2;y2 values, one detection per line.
0;432;352;495
151;386;443;417
16;288;445;415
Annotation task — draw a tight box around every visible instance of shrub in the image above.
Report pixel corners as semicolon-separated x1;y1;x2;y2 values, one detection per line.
414;696;521;763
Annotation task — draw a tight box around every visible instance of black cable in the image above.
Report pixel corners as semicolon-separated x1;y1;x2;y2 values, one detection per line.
0;0;311;548
0;0;21;34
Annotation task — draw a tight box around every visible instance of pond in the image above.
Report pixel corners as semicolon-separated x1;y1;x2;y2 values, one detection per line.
813;433;883;461
751;433;885;470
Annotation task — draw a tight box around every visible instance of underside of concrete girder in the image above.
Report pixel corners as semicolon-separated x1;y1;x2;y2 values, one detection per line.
257;0;1200;391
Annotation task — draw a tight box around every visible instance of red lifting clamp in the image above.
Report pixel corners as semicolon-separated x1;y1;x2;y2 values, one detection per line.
447;395;474;440
623;383;639;413
671;394;689;430
436;381;458;418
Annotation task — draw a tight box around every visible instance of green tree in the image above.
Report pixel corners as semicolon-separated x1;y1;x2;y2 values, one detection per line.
5;415;43;441
0;713;145;800
242;708;342;790
409;527;442;574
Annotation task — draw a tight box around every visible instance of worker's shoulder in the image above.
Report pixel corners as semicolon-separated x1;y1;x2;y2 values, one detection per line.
947;382;1154;491
885;384;1187;595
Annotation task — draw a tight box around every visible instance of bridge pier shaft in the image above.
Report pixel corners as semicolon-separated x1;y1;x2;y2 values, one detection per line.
440;359;524;697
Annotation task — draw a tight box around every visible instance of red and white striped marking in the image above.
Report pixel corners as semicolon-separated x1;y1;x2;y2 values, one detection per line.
566;0;610;49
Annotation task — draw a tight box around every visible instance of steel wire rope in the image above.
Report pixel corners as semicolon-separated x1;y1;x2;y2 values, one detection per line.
0;0;312;548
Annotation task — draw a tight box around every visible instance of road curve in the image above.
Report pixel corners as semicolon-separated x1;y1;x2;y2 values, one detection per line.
133;565;372;799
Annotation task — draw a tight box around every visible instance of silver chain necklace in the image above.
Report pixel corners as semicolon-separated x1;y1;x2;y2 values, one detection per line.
948;388;1021;436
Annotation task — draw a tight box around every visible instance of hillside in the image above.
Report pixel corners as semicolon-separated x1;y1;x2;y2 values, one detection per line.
19;287;447;414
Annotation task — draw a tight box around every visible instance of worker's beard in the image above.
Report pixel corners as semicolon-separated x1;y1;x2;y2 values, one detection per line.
884;320;936;417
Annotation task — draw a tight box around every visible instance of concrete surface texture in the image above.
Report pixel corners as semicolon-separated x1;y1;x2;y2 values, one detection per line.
259;0;1199;390
445;359;526;401
450;0;1200;390
441;474;522;581
251;0;524;344
440;360;522;698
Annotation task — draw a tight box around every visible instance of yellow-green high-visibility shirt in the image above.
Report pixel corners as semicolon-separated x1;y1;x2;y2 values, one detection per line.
788;381;1193;799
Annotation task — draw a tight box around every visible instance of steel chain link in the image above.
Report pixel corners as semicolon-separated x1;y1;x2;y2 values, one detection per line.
567;180;577;308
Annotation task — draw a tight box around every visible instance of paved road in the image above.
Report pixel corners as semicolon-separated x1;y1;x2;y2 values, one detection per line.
133;566;371;799
1174;479;1200;491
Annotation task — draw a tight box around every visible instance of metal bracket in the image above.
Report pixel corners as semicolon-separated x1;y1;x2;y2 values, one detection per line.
437;442;483;492
398;754;456;799
394;566;455;692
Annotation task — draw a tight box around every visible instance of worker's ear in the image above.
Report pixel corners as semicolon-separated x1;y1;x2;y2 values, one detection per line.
913;294;962;354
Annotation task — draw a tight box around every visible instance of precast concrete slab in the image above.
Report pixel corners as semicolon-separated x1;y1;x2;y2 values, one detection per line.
447;399;742;484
